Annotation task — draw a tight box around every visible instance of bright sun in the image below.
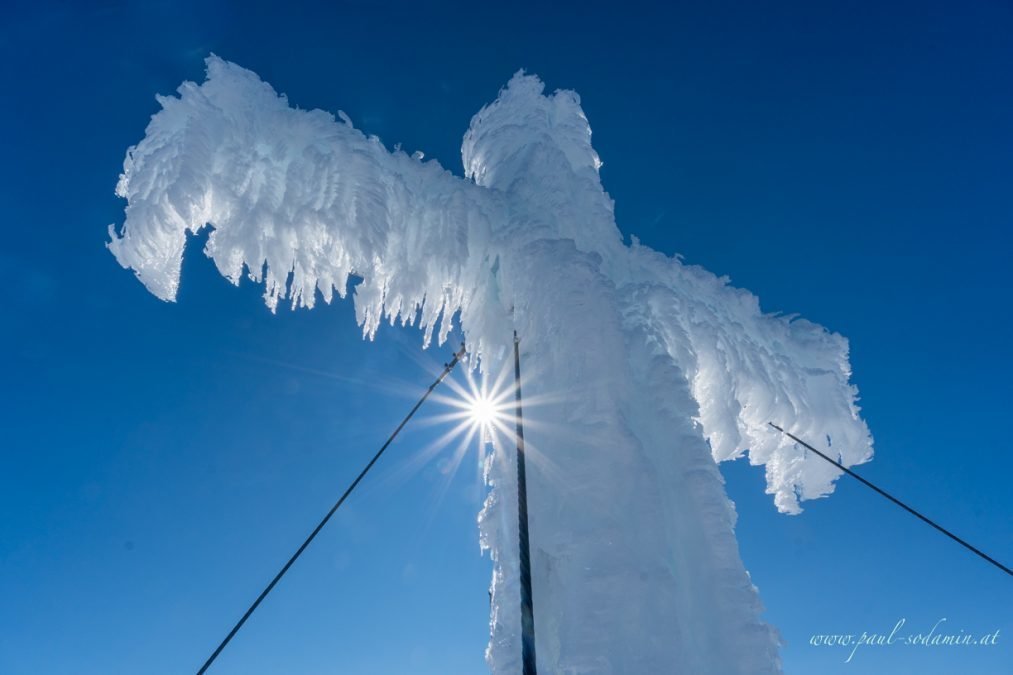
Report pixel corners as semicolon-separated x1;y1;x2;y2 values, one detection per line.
426;357;521;471
470;394;498;427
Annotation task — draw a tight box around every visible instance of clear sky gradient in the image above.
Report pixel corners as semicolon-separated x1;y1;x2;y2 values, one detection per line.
1;1;1011;673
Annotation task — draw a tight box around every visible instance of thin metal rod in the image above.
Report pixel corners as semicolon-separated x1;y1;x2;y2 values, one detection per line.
769;422;1011;577
196;344;468;674
514;331;538;675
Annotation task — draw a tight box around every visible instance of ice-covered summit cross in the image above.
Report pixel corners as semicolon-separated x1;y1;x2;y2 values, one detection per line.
109;57;872;674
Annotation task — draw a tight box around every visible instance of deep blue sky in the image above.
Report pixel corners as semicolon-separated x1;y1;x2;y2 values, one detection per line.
2;1;1011;673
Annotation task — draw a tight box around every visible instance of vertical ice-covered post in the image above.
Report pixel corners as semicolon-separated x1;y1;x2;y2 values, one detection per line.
513;331;538;675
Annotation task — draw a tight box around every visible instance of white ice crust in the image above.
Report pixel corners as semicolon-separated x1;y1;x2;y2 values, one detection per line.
110;57;872;674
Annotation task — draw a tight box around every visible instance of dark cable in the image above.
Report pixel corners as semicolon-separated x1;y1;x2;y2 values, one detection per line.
513;332;538;675
196;344;468;674
768;422;1011;577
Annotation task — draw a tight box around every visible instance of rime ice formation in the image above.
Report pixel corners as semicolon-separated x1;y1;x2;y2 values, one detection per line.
109;57;872;674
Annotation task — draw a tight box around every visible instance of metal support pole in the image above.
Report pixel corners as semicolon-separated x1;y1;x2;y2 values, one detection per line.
513;331;538;675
